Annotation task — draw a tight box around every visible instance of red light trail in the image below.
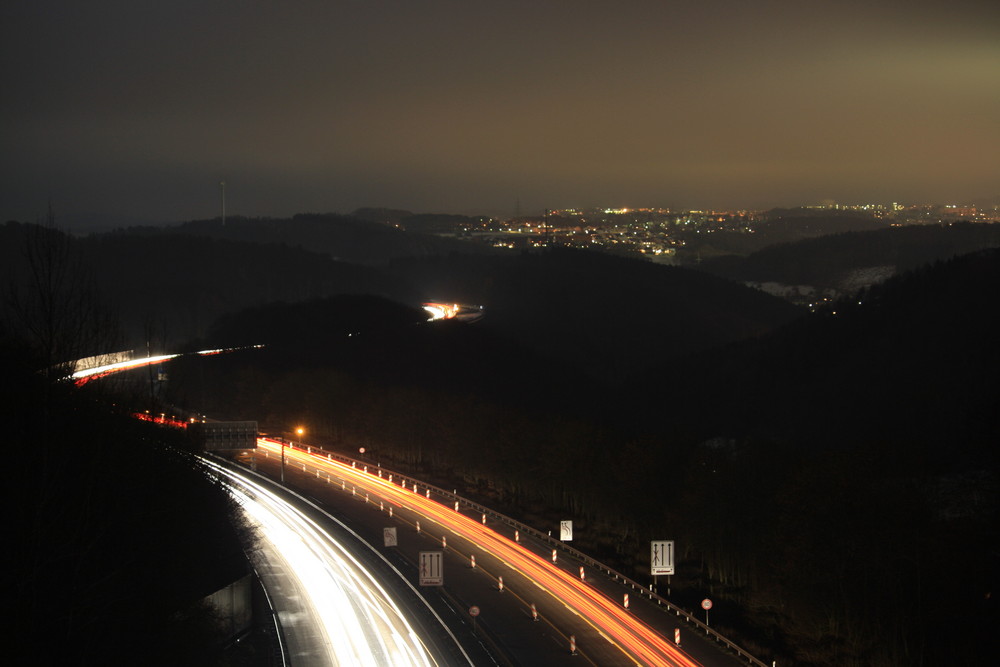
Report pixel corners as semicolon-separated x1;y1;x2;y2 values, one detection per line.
259;439;702;667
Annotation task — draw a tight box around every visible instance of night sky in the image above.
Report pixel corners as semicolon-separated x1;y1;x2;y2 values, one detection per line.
3;1;998;229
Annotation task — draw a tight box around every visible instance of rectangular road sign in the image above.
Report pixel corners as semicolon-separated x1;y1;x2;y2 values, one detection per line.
419;551;444;586
560;520;573;541
651;540;675;575
383;527;397;547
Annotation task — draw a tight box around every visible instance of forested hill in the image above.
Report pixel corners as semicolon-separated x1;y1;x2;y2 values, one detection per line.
618;248;1000;666
169;212;495;264
1;221;425;348
87;230;425;343
697;221;1000;295
634;247;1000;462
3;222;800;372
388;247;802;381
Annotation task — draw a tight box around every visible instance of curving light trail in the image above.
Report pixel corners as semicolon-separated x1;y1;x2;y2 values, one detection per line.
422;303;458;321
201;457;460;667
71;346;261;385
261;440;702;667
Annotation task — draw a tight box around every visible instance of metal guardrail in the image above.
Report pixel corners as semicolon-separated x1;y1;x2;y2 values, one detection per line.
276;440;770;667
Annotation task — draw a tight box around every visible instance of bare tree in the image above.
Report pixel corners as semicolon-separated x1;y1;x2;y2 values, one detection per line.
3;206;121;380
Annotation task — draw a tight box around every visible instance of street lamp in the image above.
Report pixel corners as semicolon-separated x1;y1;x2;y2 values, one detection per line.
281;426;305;484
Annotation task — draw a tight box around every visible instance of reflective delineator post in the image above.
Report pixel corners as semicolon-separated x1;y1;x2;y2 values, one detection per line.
389;506;393;518
579;566;585;581
552;549;557;563
498;576;504;593
380;501;384;511
515;529;520;543
481;513;487;524
416;520;421;534
531;603;539;621
363;465;368;473
470;554;476;569
674;628;681;646
570;635;577;656
624;593;630;609
425;488;430;498
388;474;393;482
442;535;447;548
454;501;460;512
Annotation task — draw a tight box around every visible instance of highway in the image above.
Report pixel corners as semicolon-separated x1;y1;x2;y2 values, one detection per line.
68;340;757;666
200;457;475;667
254;438;728;667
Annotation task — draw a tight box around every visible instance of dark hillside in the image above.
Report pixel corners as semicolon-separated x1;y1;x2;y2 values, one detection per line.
648;247;1000;460
625;250;1000;666
171;212;495;264
698;222;1000;295
390;248;801;381
163;297;616;523
82;230;423;346
170;296;603;426
1;338;250;666
201;294;426;351
675;208;885;262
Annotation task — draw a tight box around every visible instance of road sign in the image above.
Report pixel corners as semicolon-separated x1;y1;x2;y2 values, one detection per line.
469;605;480;617
383;527;397;547
560;520;573;541
701;598;713;610
419;551;443;586
651;540;675;575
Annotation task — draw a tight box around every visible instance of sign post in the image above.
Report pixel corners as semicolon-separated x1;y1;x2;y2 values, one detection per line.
701;598;712;626
651;540;675;595
469;605;480;634
560;520;573;541
419;551;443;586
650;540;675;575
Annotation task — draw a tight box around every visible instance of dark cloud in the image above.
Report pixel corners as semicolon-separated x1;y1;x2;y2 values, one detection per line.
3;1;998;228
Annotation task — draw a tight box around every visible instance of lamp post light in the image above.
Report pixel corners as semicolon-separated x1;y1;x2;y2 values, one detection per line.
282;426;305;484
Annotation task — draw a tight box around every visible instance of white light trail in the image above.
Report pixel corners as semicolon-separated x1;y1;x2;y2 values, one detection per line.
263;442;702;666
201;459;457;667
69;345;263;385
71;353;180;383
